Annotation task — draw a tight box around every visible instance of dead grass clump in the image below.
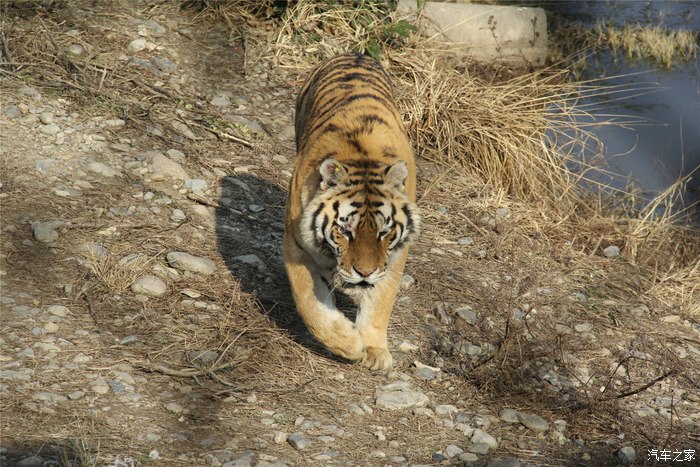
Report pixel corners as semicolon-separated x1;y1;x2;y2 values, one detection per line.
81;248;152;295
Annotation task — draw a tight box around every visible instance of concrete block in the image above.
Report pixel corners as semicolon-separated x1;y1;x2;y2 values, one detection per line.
396;1;547;66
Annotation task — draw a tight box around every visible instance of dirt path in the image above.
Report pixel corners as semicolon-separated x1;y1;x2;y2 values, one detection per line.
1;2;698;466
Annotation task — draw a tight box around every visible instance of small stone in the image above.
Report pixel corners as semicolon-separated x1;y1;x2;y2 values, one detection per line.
398;341;419;352
33;392;67;404
226;115;266;135
603;245;620;258
166;402;183;414
375;389;429;410
234;254;267;273
128;38;148;53
248;204;265;213
43;322;59;333
617;446;636;465
131;275;167;297
87;161;122;177
517;412;549;433
40;124;61;135
287;432;310;451
272;154;288;164
458;237;474;245
91;378;110;394
415;367;437;381
211;93;231;107
275;124;295;142
400;273;415;290
170;209;186;222
185;178;207;194
33;223;59;243
574;323;593;333
498;408;519;423
273;431;287;444
468;443;490;455
145;151;189;180
445;445;463;458
68;390;85;400
456;306;478;325
471;429;498;449
39;112;54;124
435;404;459;415
660;315;681;324
347;403;365;416
167;252;216;275
120;335;138;345
371;450;386;458
47;305;70;317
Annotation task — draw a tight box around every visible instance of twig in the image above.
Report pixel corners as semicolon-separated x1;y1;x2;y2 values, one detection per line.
616;368;676;399
189;120;254;148
136;360;237;377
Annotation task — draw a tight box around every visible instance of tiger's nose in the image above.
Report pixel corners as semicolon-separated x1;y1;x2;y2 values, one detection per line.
353;266;376;278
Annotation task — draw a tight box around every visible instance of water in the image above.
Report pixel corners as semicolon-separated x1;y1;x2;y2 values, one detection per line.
547;0;700;215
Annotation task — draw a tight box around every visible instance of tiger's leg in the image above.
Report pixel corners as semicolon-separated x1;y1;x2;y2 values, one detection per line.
284;232;367;362
355;249;408;370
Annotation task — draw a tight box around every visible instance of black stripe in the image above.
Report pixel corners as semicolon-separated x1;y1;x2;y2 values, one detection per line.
310;203;324;233
348;138;368;156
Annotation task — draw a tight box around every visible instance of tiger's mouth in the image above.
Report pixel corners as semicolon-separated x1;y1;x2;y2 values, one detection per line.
341;280;375;289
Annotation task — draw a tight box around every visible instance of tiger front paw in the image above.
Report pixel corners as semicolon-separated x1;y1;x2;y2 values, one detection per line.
327;329;367;362
360;346;393;371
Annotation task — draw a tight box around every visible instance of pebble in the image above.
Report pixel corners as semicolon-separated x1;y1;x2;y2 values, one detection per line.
517;412;549;433
603;245;620;258
376;389;429;410
468;443;490;455
400;273;415;290
131;274;167;297
415;367;437;381
435;404;459;415
32;223;59;243
16;456;45;467
43;322;59;333
47;305;70;317
166;402;183;414
471;429;498;449
456;306;478;324
167;252;216;275
145;151;189;180
487;459;521;467
40;124;61;135
287;432;310;450
128;38;148;53
234;254;268;273
171;209;186;222
574;323;593;333
87;161;122;177
185;178;207;194
39;112;54;124
398;341;419;352
445;444;463;458
273;431;287;444
499;408;520;423
33;392;67;404
617;446;636;464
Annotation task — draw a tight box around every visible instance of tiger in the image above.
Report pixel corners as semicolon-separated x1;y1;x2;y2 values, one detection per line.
283;53;420;370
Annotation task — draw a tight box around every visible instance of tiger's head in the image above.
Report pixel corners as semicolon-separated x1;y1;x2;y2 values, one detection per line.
302;157;420;289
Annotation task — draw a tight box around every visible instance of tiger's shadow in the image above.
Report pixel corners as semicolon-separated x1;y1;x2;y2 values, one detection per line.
215;174;357;359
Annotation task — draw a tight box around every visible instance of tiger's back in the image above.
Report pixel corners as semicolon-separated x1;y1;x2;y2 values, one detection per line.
284;53;419;370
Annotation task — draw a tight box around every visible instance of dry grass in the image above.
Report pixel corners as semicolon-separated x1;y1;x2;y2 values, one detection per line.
550;19;698;71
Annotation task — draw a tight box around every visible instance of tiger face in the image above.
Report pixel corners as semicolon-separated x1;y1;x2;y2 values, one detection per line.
301;157;420;289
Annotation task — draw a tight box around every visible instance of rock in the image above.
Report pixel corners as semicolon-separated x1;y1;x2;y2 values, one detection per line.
273;431;287;444
32;392;67;404
170;209;186;222
226;115;266;135
248;204;265;213
471;429;498;449
128;38;148;53
433;302;451;324
87;161;122;177
4;104;21;118
167;252;216;275
47;305;70;317
287;432;310;450
131;274;167;297
375;385;429;410
456;306;478;324
32;223;59;243
499;408;519;423
617;446;636;465
234;254;267;273
39;112;54;124
347;403;365;416
445;445;463;458
603;245;620;258
400;273;415;290
574;323;593;333
398;341;419;352
165;402;183;414
468;443;490;455
145;151;189;180
458;236;474;245
435;404;459;415
211;93;231;107
91;377;110;394
517;412;549;433
185;178;207;194
41;123;61;135
274;124;295;142
415;367;437;381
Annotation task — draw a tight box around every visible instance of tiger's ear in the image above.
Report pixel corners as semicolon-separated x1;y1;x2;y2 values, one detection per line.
384;161;409;190
319;158;347;190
